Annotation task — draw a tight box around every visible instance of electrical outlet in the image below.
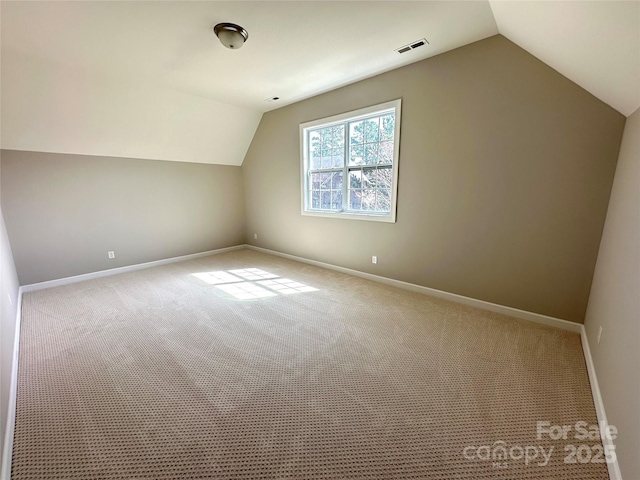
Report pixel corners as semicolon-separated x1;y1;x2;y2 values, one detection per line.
108;251;115;259
372;256;377;264
597;326;603;344
254;233;258;240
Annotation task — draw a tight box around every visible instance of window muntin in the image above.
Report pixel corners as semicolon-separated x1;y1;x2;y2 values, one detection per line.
300;99;401;223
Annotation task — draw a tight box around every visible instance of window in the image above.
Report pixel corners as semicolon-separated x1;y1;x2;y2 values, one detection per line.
300;99;401;223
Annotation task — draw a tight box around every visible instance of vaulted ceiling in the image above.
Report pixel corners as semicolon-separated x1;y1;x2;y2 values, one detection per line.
1;1;638;165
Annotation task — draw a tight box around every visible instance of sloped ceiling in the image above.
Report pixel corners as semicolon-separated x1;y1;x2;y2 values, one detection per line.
490;0;640;117
1;1;638;165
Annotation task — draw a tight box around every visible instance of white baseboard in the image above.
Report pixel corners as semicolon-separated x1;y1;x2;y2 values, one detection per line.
21;245;245;293
580;329;622;480
1;287;22;480
245;245;582;333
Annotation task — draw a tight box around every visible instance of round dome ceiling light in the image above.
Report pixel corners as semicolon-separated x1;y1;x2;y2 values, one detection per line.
214;23;249;50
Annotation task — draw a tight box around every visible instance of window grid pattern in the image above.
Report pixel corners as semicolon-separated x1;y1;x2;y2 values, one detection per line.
192;271;243;285
257;279;317;294
306;110;395;215
228;268;279;281
216;282;277;300
191;269;318;300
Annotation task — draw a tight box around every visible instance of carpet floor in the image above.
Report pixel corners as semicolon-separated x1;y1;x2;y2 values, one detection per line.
12;249;608;479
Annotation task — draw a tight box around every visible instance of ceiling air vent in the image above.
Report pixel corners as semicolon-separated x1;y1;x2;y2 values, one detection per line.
395;38;429;54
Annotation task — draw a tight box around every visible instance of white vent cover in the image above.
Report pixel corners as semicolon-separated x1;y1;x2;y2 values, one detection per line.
395;38;429;54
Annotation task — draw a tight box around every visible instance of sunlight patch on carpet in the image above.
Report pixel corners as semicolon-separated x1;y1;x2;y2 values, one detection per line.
192;267;319;300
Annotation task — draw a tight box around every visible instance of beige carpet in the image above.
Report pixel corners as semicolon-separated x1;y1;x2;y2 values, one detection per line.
12;249;608;479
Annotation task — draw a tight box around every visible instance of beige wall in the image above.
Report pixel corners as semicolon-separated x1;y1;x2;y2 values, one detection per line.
0;206;20;474
1;150;245;284
242;35;625;323
584;107;640;479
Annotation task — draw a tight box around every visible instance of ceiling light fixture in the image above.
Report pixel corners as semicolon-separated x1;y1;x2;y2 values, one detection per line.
213;23;248;50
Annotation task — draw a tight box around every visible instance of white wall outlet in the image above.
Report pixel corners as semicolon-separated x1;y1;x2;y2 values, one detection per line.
108;251;115;259
372;256;377;264
597;326;603;344
254;233;258;240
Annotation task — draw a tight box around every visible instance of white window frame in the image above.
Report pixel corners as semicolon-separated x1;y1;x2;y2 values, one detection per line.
299;99;401;223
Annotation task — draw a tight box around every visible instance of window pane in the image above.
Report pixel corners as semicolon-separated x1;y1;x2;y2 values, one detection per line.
365;144;378;164
377;188;391;212
309;130;322;168
309;130;322;170
320;150;331;169
321;191;331;209
349;189;362;210
349;144;364;165
333;125;345;149
311;173;321;190
379;141;393;165
361;188;376;211
350;121;363;145
309;130;321;146
380;115;394;141
364;118;380;143
331;148;344;168
320;172;332;189
331;171;343;190
331;190;342;210
349;170;362;189
363;168;376;188
377;167;392;189
320;127;333;150
311;190;320;209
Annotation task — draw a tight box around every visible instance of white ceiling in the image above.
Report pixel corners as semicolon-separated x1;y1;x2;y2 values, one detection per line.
1;1;498;112
489;0;640;117
1;1;639;165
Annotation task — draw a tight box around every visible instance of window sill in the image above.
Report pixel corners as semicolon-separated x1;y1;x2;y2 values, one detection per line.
301;209;396;223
